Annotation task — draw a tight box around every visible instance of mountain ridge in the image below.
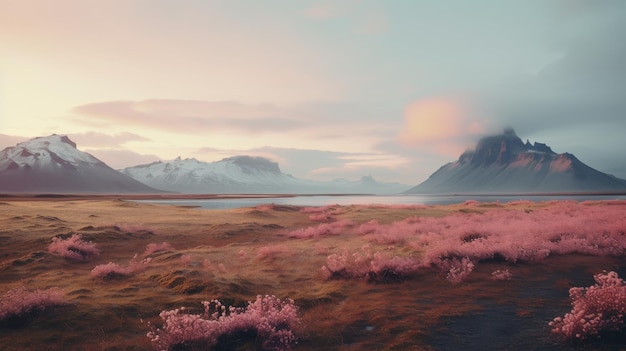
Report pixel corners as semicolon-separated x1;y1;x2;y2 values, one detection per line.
121;156;410;194
0;135;159;193
406;128;626;194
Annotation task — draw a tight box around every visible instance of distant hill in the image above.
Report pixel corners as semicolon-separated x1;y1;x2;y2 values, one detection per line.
121;156;410;194
0;135;159;193
406;128;626;194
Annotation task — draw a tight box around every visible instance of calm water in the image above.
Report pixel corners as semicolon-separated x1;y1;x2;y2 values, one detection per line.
135;194;626;210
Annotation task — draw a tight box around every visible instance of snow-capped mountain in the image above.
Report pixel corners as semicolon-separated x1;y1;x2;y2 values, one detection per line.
406;128;626;194
0;135;158;193
122;156;409;194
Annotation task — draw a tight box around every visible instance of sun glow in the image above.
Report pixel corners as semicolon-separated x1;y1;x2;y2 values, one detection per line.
399;98;464;145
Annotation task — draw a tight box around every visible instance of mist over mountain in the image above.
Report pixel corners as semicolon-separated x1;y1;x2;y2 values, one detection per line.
121;156;409;194
6;132;622;196
0;135;158;193
406;128;626;194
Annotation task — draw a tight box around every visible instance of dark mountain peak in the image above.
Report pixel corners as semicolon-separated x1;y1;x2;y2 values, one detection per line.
524;139;556;154
461;129;526;165
58;135;77;148
406;129;626;194
503;127;517;137
530;142;556;154
222;156;281;174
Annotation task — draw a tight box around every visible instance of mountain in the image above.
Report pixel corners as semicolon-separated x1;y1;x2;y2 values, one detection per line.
0;135;159;193
121;156;409;194
406;128;626;194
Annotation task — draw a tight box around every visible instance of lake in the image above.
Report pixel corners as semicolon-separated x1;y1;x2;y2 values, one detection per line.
134;193;626;210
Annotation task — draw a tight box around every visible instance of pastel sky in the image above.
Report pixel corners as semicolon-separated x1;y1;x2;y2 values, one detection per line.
1;0;625;184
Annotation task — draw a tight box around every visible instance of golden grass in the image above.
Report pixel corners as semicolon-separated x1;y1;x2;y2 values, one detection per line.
0;199;624;350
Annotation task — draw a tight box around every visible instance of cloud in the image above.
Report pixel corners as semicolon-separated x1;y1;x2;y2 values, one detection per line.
481;1;626;177
355;10;388;35
84;149;161;170
0;134;28;150
489;1;626;130
68;131;150;148
73;100;305;134
397;97;488;156
0;1;344;106
192;145;411;183
305;1;343;20
305;1;388;35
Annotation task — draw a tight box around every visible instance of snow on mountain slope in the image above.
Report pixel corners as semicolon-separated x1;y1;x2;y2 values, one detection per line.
122;156;409;194
406;128;626;194
0;135;158;193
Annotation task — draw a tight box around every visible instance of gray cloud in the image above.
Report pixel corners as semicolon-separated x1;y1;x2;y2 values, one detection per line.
477;1;626;178
192;145;412;183
0;134;28;150
85;148;161;170
68;132;150;148
73;99;307;134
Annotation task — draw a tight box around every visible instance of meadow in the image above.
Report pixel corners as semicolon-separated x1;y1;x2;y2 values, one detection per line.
1;198;625;350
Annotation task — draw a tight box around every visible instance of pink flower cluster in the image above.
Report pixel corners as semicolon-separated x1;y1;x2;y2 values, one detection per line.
357;201;626;265
359;217;421;245
142;242;174;257
300;205;344;222
307;201;626;284
435;256;475;284
147;295;300;351
321;246;420;282
491;269;513;281
90;255;152;279
48;234;100;262
550;271;626;340
0;286;66;321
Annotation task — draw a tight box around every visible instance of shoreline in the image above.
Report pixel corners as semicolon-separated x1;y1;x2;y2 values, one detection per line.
0;190;625;203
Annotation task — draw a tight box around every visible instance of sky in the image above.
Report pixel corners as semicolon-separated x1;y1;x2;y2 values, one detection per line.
1;0;625;185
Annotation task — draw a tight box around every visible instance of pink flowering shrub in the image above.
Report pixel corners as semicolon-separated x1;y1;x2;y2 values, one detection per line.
549;271;626;340
0;286;66;323
48;234;100;262
147;295;300;351
314;201;626;285
491;269;513;281
179;254;192;266
91;255;152;279
359;217;421;244
437;257;475;284
143;242;174;257
321;246;420;282
300;206;344;222
286;219;355;239
361;201;626;268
